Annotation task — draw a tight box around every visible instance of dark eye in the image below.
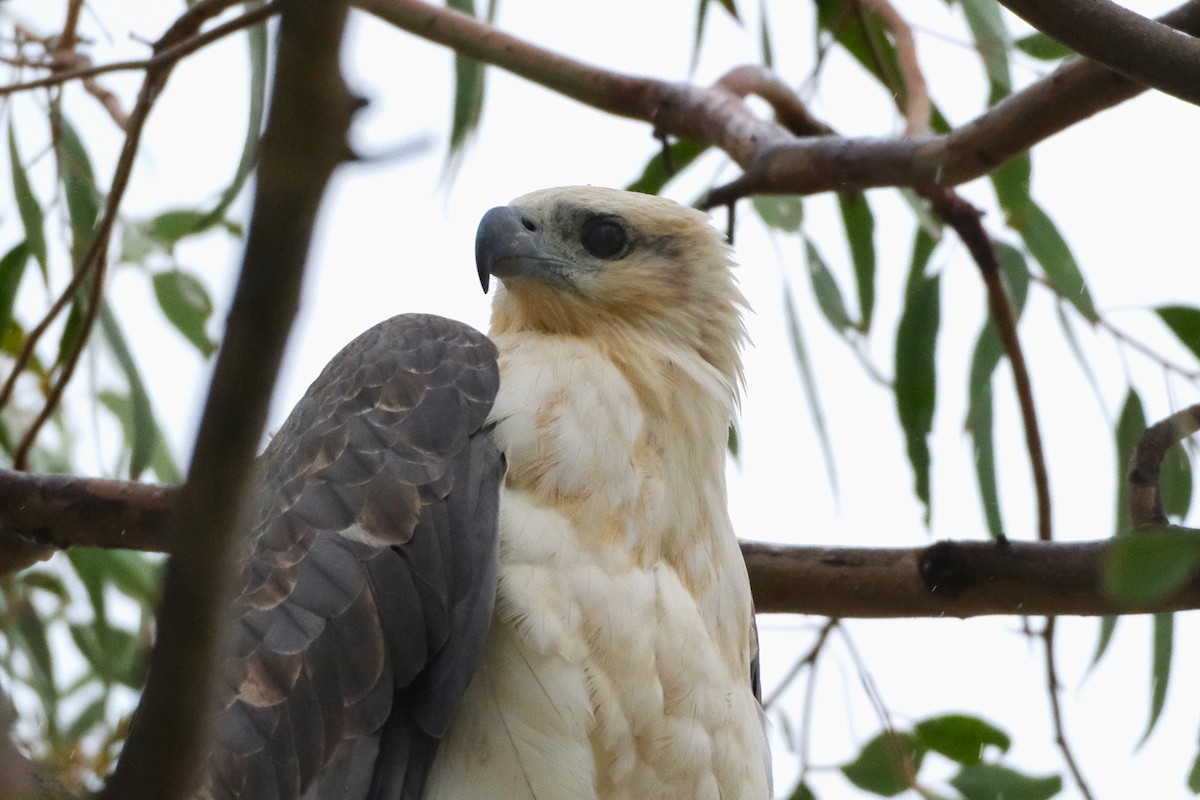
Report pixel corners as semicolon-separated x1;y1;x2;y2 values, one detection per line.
581;220;627;259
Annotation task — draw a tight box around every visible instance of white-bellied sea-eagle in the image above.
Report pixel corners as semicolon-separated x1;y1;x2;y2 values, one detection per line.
198;186;771;800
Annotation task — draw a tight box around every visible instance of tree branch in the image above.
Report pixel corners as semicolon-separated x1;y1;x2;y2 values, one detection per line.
996;0;1200;107
95;1;355;798
352;0;1200;201
4;469;1199;619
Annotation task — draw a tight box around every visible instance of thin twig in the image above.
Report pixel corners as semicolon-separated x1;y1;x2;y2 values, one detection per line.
0;2;280;97
1041;618;1098;800
764;618;838;709
926;191;1053;542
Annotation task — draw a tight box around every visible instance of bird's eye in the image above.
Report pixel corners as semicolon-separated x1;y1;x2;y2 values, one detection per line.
581;220;627;259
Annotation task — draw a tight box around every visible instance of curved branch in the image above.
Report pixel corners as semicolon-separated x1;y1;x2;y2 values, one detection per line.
1130;403;1200;528
996;0;1200;107
352;0;1200;201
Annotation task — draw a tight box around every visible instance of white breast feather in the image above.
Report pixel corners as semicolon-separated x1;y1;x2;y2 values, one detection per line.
425;333;770;800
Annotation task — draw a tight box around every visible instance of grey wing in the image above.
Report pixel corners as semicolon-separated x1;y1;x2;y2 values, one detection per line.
198;314;503;800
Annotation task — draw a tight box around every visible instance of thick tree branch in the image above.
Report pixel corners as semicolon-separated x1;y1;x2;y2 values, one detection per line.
353;0;1200;201
997;0;1200;107
95;2;354;799
4;467;1199;619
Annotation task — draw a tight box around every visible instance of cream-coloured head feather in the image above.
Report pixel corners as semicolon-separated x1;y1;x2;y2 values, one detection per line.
477;186;748;398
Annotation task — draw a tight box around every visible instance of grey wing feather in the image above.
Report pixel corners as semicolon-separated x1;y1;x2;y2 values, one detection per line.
198;314;503;800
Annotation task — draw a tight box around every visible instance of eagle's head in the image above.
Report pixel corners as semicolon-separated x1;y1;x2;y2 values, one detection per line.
476;186;747;394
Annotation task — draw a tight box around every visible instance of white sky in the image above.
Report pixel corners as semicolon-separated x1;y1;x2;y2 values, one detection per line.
5;1;1200;798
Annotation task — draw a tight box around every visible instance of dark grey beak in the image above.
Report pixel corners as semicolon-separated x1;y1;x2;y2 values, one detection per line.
475;206;529;293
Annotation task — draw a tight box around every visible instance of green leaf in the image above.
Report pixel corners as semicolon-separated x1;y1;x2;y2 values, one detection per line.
8;121;47;278
1103;528;1200;603
626;139;708;195
914;714;1010;766
786;780;817;800
1114;389;1147;537
445;0;486;173
753;194;804;232
950;764;1062;800
961;0;1012;101
758;0;774;67
838;191;875;331
0;242;31;332
784;283;839;499
1187;745;1200;792
98;303;180;482
1014;31;1074;60
1010;202;1097;322
727;420;740;461
1140;611;1173;747
895;273;941;522
968;381;1003;537
15;600;56;699
1156;305;1200;361
148;209;218;247
803;237;854;334
51;108;101;263
152;268;217;356
1161;442;1193;521
19;570;70;601
990;153;1032;218
841;730;924;796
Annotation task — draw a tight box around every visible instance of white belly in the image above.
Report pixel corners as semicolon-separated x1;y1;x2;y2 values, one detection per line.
424;491;771;800
424;332;770;799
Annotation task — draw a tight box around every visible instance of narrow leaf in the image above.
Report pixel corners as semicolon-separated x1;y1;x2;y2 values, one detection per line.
841;730;924;797
1188;744;1200;792
895;274;941;522
8;121;47;277
1156;305;1200;361
990;153;1032;218
1140;611;1174;747
0;242;31;332
803;237;854;334
1161;442;1193;521
838;191;875;331
1011;202;1097;321
914;714;1010;766
626;139;708;195
1015;31;1074;60
99;302;179;481
445;0;486;172
783;283;839;499
961;0;1012;101
51;109;101;262
152;268;217;356
65;696;108;742
950;764;1061;800
1115;389;1147;537
968;378;1003;537
758;0;774;67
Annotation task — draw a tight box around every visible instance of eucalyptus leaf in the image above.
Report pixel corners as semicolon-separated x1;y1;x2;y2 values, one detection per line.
1156;305;1200;361
838;191;875;332
914;714;1011;766
841;730;924;796
8;121;47;278
152;268;218;356
784;283;839;499
950;764;1061;800
895;273;941;522
626;138;708;195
